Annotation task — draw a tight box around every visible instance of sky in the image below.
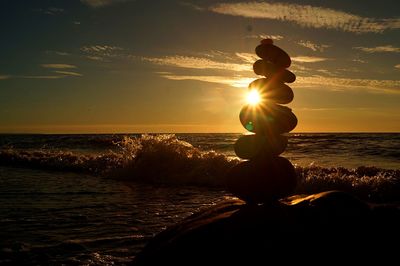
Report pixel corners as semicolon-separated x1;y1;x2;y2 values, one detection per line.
0;0;399;133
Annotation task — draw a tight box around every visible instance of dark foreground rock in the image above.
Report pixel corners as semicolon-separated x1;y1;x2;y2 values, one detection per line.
132;191;399;265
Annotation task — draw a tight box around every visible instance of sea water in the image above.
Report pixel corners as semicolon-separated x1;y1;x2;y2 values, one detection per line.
0;133;399;264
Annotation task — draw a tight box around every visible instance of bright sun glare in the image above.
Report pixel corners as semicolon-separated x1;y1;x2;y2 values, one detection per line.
246;89;261;106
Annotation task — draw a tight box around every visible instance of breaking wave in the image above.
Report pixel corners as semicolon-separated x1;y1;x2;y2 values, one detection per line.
0;134;399;201
0;134;237;186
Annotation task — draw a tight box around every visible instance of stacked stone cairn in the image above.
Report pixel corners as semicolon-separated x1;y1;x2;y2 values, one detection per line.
227;39;298;203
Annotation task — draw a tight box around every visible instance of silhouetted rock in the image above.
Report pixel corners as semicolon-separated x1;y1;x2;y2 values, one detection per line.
255;43;291;68
249;78;294;104
240;104;298;134
227;157;297;203
132;191;399;265
234;134;287;159
253;59;296;83
229;39;298;203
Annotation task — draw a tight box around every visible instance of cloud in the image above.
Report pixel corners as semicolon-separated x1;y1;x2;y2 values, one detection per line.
245;34;284;40
86;56;104;61
0;72;81;80
296;107;344;111
34;7;64;15
295;76;400;94
180;2;205;11
55;51;69;56
235;53;259;64
1;74;64;80
353;45;400;53
209;2;400;33
81;45;123;53
352;59;367;63
143;51;398;94
20;73;82;79
395;64;400;69
337;67;361;73
292;56;330;63
315;69;334;75
159;74;253;88
41;64;77;69
157;73;399;94
20;75;65;79
81;0;129;8
45;51;70;56
142;55;251;72
298;40;330;52
0;75;11;80
81;45;126;61
54;71;83;77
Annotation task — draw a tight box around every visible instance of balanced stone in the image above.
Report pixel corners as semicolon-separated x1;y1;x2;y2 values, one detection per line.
226;157;297;203
255;43;291;68
228;39;298;204
240;104;297;134
249;78;294;104
234;134;288;159
261;38;274;45
253;59;296;83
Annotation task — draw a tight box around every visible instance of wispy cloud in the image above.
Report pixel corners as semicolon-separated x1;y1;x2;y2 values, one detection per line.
19;73;81;79
34;7;64;15
81;0;129;8
245;34;284;40
142;55;251;72
159;74;253;88
353;45;400;53
81;45;123;53
86;56;105;61
295;76;400;94
41;64;77;69
158;73;400;94
298;40;330;52
0;72;81;80
337;67;361;73
296;107;343;111
209;2;400;33
45;51;70;56
352;58;367;63
235;53;259;64
315;69;334;75
20;75;65;79
1;74;65;80
180;2;205;11
81;45;126;61
143;51;398;94
54;71;83;77
292;56;329;63
295;107;384;112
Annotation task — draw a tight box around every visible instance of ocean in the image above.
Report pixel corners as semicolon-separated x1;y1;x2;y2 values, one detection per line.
0;133;399;265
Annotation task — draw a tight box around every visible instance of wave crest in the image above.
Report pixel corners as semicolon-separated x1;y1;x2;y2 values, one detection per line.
295;166;399;202
0;134;238;185
0;134;398;201
112;134;238;185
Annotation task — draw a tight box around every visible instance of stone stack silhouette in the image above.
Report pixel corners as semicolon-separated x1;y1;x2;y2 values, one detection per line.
227;39;297;203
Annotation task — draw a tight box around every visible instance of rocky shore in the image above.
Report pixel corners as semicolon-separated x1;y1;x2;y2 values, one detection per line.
132;190;399;265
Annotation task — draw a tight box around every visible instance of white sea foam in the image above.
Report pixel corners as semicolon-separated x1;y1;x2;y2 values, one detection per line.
0;134;398;201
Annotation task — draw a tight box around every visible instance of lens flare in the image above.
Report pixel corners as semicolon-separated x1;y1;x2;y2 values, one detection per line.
246;89;261;106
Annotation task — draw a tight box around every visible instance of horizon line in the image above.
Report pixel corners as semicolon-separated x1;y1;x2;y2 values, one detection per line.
0;131;398;135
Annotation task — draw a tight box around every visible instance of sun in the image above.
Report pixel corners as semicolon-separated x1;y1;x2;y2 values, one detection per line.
246;89;261;106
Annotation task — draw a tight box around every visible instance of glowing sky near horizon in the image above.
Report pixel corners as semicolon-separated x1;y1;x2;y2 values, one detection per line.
0;0;399;133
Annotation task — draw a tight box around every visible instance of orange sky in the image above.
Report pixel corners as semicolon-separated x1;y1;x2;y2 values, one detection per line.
1;0;399;133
